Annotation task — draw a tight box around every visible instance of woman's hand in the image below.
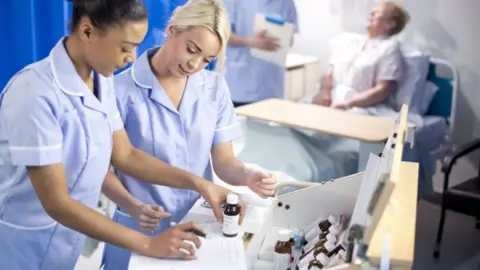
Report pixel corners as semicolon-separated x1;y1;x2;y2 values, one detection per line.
249;30;280;51
142;222;204;260
197;182;246;224
332;101;350;110
246;170;277;198
128;203;171;231
312;91;332;107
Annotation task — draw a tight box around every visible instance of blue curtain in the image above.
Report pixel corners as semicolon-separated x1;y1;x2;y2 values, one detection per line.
0;0;213;91
0;0;70;89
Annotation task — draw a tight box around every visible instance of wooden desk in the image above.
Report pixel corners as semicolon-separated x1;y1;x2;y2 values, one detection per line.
284;53;320;101
236;99;395;143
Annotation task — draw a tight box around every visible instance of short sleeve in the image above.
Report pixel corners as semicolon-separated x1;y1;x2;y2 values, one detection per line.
213;76;242;146
285;0;299;33
376;42;405;83
105;78;124;131
115;95;128;125
1;89;63;166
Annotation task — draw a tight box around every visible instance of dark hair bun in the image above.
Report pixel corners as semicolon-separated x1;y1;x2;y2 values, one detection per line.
69;0;147;31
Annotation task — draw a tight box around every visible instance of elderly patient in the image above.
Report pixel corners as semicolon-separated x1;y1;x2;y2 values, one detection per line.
237;2;413;187
312;1;410;112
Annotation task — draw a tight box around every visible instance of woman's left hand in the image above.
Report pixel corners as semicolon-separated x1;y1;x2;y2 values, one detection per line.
129;203;171;231
197;182;246;224
246;170;277;198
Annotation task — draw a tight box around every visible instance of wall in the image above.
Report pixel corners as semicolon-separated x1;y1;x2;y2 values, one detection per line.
291;0;480;147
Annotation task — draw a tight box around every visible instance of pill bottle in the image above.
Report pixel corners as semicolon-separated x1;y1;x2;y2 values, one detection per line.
222;193;240;237
307;254;329;269
302;233;336;254
274;229;293;270
304;215;338;241
298;240;335;267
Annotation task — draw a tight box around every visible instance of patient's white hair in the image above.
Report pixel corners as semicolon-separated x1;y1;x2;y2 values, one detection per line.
169;0;231;73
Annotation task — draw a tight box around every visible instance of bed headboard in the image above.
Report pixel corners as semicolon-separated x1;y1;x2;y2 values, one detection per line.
426;57;458;126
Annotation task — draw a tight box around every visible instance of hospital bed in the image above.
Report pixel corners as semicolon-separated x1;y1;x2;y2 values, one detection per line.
234;100;395;185
233;51;457;197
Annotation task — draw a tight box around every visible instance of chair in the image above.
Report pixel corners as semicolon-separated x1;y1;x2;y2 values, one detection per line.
424;57;459;161
433;138;480;258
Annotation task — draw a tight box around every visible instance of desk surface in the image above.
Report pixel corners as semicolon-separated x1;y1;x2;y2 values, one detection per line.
286;53;319;69
235;99;396;142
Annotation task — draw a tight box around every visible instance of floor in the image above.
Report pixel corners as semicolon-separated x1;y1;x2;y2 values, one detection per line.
74;159;480;270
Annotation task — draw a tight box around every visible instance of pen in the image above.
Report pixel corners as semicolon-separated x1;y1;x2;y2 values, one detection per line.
170;222;208;238
187;229;207;238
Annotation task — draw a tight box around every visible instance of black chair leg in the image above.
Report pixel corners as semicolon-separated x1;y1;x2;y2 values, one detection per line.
476;216;480;230
434;206;447;259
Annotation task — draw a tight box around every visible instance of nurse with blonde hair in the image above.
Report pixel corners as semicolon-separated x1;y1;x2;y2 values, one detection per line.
102;0;278;269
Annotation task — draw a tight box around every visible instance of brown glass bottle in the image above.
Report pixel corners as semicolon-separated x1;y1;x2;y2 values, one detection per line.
304;230;328;246
308;258;327;269
298;241;335;267
304;216;338;242
222;194;240;237
302;233;336;254
274;229;293;270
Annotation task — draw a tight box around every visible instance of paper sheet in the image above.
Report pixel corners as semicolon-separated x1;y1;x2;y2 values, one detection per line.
251;13;294;66
129;237;248;270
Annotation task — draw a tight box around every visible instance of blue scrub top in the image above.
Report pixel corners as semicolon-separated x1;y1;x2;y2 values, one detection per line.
0;38;123;270
114;47;243;227
224;0;299;103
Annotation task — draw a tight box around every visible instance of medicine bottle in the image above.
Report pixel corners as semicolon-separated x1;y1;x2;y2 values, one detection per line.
327;250;346;267
304;215;338;241
297;241;335;267
274;229;293;270
222;193;240;237
302;233;336;254
299;238;333;261
326;244;346;257
307;256;329;270
289;230;296;248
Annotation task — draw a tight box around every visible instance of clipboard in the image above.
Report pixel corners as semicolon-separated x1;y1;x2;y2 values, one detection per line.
250;13;294;66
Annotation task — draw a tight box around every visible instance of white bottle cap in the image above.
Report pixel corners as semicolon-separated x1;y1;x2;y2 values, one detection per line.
298;254;312;268
329;224;341;235
297;254;311;269
326;233;337;243
324;241;336;252
304;226;320;242
277;229;292;242
226;193;239;204
328;215;339;224
303;241;314;253
316;253;330;265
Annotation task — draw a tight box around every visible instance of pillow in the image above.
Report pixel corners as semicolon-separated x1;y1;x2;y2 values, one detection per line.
419;81;439;115
329;33;364;85
391;46;430;113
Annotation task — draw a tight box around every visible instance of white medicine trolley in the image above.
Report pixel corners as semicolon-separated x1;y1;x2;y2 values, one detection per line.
128;105;418;270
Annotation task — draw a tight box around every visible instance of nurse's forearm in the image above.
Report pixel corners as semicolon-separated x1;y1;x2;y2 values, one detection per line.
102;171;142;216
213;157;249;186
27;165;151;256
111;130;206;191
320;68;334;92
116;148;204;191
53;196;150;253
229;33;252;47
